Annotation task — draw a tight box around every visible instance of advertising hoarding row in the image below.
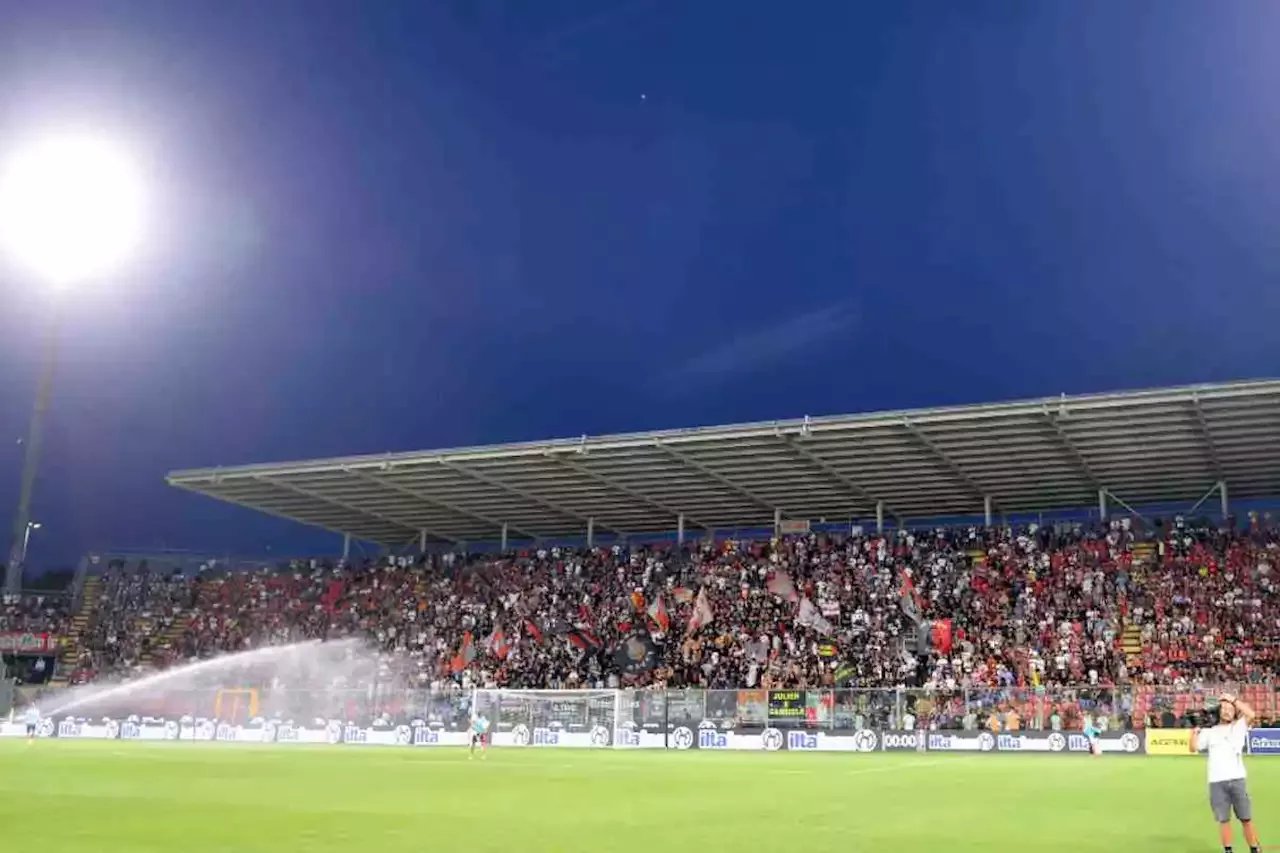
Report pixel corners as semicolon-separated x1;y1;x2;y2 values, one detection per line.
1;718;1162;754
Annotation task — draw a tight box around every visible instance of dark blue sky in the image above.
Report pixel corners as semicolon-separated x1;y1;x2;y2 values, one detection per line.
2;1;1279;566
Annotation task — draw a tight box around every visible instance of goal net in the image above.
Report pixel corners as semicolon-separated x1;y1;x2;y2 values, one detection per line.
213;688;259;725
471;689;624;748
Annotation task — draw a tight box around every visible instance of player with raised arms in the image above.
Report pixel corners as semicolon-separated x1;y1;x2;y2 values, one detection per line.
469;713;490;760
1190;693;1262;853
1081;712;1102;757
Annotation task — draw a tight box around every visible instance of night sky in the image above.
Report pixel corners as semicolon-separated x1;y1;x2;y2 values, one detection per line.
1;1;1278;567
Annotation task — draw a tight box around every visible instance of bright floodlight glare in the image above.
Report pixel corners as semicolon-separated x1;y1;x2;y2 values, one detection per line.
0;132;147;288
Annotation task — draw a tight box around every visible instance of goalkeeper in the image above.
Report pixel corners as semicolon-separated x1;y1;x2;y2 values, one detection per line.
469;714;490;759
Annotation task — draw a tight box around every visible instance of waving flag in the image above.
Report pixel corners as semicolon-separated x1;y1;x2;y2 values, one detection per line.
485;628;511;660
567;629;602;650
798;597;834;636
450;631;476;673
647;594;670;635
931;618;953;655
687;588;714;632
767;570;799;603
900;574;923;624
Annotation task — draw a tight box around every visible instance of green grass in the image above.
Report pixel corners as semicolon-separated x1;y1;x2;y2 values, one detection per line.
0;741;1271;852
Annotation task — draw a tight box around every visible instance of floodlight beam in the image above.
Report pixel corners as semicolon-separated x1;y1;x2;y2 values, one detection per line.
6;311;60;590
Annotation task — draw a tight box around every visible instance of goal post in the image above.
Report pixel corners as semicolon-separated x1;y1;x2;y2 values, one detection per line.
213;688;259;724
471;688;626;748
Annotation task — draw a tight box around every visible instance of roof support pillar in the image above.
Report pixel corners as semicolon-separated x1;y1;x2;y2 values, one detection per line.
1098;489;1108;521
677;513;685;545
342;533;351;561
774;507;782;537
984;495;993;527
501;523;509;552
1221;480;1229;520
876;501;884;535
587;517;595;548
419;529;427;553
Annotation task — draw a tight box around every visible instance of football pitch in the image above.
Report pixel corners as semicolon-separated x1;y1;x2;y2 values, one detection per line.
1;741;1272;852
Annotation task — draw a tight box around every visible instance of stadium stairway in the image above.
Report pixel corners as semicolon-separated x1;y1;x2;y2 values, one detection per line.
56;575;102;681
1121;623;1143;665
152;613;192;662
1119;541;1156;667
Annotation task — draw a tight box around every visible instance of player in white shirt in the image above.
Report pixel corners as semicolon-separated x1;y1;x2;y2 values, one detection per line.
22;706;41;743
1190;694;1261;853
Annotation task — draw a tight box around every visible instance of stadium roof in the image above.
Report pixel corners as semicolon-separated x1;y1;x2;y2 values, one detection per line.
167;379;1280;547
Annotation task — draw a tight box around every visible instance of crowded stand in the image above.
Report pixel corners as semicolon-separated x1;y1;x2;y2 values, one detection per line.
0;592;70;636
44;514;1280;729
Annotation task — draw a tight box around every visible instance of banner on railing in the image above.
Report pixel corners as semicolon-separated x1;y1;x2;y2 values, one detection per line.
0;632;59;654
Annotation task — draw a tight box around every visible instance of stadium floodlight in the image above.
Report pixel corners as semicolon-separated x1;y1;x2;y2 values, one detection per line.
0;131;147;288
21;522;40;564
1;130;149;592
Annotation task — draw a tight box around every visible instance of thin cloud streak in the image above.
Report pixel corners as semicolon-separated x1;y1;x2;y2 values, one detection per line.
665;303;858;384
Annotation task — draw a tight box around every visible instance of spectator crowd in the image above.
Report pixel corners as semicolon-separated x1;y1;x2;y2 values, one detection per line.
38;514;1278;708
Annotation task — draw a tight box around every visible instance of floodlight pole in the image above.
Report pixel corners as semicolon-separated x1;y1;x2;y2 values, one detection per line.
5;303;61;592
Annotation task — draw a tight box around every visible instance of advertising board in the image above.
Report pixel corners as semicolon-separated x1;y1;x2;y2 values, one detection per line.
928;730;1143;754
0;632;59;654
0;713;1155;757
1247;728;1280;755
1145;729;1193;756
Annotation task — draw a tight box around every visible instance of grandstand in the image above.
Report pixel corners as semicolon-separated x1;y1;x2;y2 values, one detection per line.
167;379;1280;550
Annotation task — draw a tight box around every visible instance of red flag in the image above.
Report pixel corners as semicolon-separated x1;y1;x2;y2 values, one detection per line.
630;590;645;612
486;628;511;660
450;631;476;673
524;620;544;644
900;574;923;610
931;619;953;655
567;630;601;650
647;594;670;634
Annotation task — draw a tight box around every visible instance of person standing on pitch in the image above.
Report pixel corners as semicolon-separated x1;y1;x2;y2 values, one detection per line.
469;714;490;760
22;705;41;744
1190;693;1261;853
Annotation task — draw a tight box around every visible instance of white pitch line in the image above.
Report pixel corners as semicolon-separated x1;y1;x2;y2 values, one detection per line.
771;757;962;776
